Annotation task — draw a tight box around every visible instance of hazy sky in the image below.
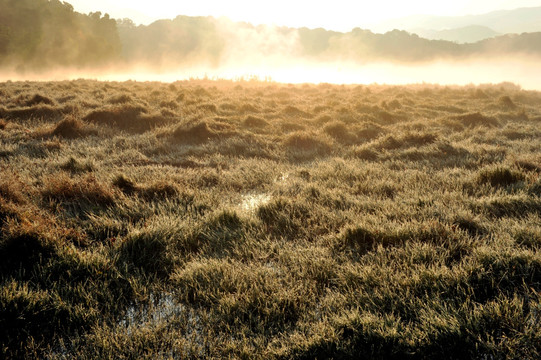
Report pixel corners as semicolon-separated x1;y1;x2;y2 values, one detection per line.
67;0;541;31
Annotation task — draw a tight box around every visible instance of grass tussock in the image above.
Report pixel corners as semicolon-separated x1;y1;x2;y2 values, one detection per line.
172;121;216;144
113;174;178;201
243;115;269;128
59;157;94;174
476;166;526;188
515;159;541;173
356;122;385;140
0;224;57;275
106;93;134;105
375;132;438;150
283;131;332;159
0;281;81;357
21;94;56;107
323;121;357;144
282;105;312;118
498;95;517;109
1;80;541;359
452;112;500;128
0;174;29;205
84;104;171;133
51;115;94;139
117;230;173;277
42;173;115;207
2;104;64;121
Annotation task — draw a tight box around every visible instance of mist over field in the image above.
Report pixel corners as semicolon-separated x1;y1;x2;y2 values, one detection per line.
2;57;541;90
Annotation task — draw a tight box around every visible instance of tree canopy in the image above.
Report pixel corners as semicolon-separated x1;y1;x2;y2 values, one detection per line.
0;0;120;71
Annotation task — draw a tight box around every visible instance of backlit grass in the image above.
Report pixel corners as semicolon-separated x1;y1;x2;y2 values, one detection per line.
1;79;541;359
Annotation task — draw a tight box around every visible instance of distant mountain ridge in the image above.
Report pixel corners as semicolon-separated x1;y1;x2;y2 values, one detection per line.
374;6;541;35
410;25;500;44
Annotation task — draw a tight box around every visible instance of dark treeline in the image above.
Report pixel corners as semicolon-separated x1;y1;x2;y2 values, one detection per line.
1;0;541;72
0;0;120;71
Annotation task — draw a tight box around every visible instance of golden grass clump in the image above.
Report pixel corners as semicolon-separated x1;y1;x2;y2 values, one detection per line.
42;173;115;207
51;115;91;139
2;105;63;121
476;166;526;188
83;104;171;133
243;115;269;128
452;112;499;128
172;121;216;144
113;174;179;201
323;120;357;144
283;131;332;158
21;94;56;107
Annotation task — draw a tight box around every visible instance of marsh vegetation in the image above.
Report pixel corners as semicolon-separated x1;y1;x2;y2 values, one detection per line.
1;79;541;359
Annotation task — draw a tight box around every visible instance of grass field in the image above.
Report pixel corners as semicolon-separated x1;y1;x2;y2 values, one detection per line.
1;79;541;359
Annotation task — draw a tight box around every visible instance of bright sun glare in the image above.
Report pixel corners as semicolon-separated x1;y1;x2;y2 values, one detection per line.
110;60;541;90
11;57;540;91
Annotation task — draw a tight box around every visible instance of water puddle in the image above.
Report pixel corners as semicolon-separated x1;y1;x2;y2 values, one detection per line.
240;193;271;213
49;294;200;358
117;293;206;357
276;172;290;184
119;293;184;331
236;173;292;214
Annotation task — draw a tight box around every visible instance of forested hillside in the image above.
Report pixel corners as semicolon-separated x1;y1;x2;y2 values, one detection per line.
0;0;120;71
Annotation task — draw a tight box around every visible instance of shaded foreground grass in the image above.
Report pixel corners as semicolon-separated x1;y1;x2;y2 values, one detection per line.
1;79;541;359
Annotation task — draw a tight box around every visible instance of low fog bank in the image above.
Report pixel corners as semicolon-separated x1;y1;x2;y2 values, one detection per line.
1;57;540;91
